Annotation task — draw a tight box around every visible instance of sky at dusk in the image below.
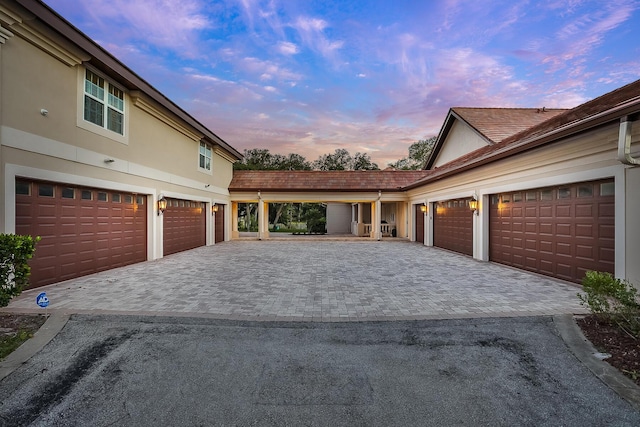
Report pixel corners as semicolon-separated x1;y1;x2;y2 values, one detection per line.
44;0;640;166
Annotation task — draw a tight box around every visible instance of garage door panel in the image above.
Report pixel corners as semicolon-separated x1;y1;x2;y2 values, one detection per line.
215;205;225;244
511;254;524;267
434;198;473;256
576;223;595;237
163;198;206;256
490;179;614;283
539;260;554;276
36;204;56;217
556;223;572;236
599;202;615;217
599;224;615;238
600;247;615;262
539;206;553;217
16;179;147;288
556;242;572;256
575;204;593;217
511;221;524;232
539;222;553;234
525;256;538;269
576;245;594;260
556;205;572;217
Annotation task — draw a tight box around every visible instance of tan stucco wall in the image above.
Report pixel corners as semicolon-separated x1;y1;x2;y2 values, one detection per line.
0;9;238;254
433;120;488;168
2;34;234;190
2;35;79;145
326;202;351;234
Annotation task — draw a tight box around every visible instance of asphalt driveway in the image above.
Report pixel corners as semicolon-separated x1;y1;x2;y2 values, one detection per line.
2;241;639;425
6;240;587;320
1;315;639;426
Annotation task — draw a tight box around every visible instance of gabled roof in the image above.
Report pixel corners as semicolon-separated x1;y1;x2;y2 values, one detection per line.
229;170;430;192
425;107;567;169
405;79;640;190
14;0;242;160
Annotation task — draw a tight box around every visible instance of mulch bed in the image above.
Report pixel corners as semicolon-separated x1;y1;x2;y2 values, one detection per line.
576;315;640;386
0;313;48;360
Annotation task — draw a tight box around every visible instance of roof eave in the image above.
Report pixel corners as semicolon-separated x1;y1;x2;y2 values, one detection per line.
404;99;640;191
16;0;243;161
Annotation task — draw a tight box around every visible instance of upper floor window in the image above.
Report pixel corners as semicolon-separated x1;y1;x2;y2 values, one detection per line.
199;142;212;172
84;70;125;135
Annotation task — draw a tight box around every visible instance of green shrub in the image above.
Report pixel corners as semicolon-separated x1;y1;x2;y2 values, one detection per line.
0;234;39;307
578;271;640;338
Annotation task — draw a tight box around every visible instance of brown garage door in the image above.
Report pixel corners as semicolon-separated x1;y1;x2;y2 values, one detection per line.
415;204;425;244
434;198;473;256
163;198;206;256
215;204;225;243
490;179;615;283
15;179;147;288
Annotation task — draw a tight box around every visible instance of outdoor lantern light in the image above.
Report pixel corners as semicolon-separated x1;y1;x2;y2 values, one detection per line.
420;204;427;213
469;196;478;213
212;204;219;214
157;196;167;216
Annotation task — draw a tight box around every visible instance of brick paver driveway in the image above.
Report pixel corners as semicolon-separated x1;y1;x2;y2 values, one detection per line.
7;240;587;320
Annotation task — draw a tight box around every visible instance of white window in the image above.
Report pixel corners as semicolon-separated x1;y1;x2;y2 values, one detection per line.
199;142;212;172
84;69;125;135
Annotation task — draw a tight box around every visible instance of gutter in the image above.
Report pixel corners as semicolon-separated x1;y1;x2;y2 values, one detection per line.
618;117;640;166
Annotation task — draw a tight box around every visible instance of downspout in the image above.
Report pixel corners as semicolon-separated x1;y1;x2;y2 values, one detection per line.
618;117;640;165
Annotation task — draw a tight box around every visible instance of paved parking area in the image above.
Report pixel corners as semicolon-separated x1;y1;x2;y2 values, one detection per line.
6;240;588;320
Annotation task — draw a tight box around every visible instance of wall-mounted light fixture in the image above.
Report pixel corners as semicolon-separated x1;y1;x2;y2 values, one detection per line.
212;204;219;215
420;204;427;213
157;196;167;216
469;194;478;214
40;109;48;116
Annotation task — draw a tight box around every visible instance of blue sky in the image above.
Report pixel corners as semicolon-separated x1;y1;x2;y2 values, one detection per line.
45;0;640;166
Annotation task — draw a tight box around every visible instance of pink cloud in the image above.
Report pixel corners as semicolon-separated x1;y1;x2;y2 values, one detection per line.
541;1;637;72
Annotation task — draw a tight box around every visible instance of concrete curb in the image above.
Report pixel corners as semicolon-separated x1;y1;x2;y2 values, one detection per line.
554;314;640;412
0;312;70;381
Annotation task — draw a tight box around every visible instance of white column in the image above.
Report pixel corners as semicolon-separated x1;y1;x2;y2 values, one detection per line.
257;199;265;240
373;199;382;240
263;202;270;239
209;202;215;246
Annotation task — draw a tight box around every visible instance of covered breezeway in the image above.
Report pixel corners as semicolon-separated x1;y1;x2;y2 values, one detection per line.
228;170;430;241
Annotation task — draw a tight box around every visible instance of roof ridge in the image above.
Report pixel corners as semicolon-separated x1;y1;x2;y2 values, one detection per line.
452;107;569;111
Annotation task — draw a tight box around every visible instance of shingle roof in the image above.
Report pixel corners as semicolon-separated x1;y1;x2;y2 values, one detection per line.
406;79;640;190
452;107;568;144
229;170;430;192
